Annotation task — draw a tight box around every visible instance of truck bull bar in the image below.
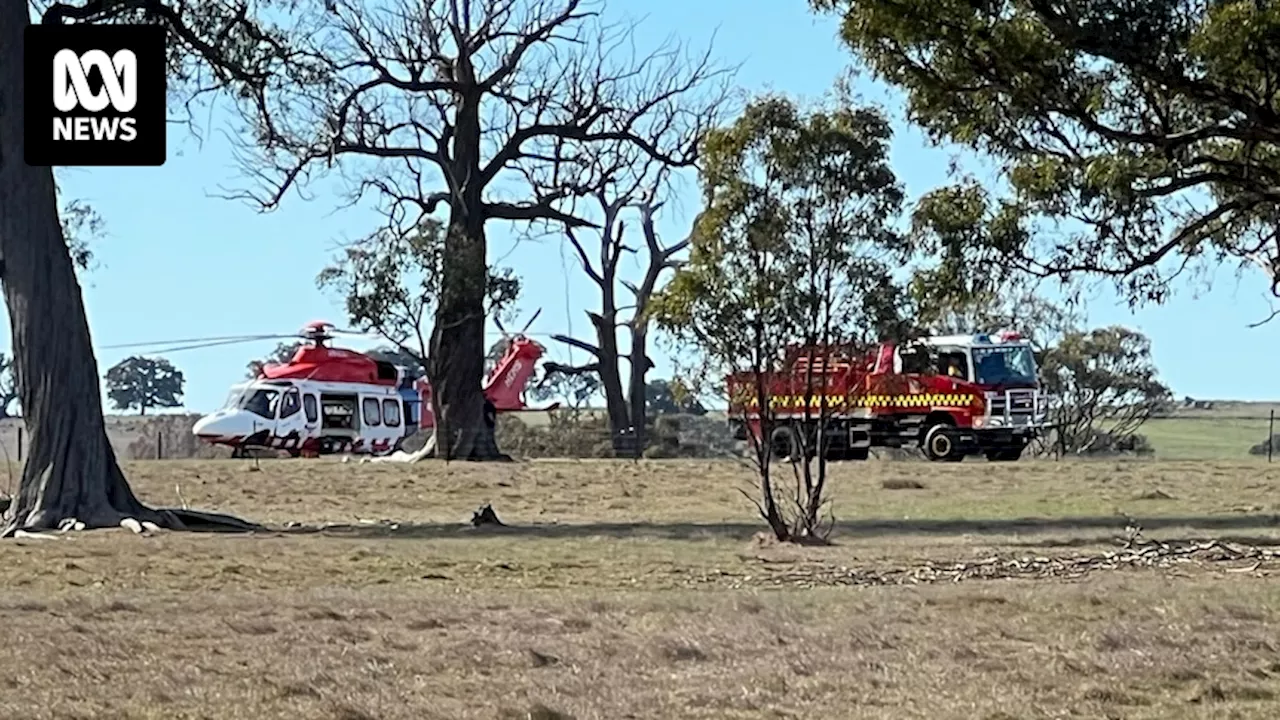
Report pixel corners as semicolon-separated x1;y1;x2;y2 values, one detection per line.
973;389;1054;431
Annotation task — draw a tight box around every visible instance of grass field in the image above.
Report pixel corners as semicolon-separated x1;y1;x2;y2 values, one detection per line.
1141;416;1269;460
2;457;1280;718
1135;401;1279;460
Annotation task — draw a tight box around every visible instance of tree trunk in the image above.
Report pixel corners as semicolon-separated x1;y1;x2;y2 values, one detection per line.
428;218;504;461
0;7;259;534
427;91;508;462
591;314;632;455
0;6;158;532
626;326;651;458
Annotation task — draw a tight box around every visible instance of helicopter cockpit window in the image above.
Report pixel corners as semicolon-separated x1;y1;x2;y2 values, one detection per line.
362;398;382;427
243;388;280;419
280;389;301;419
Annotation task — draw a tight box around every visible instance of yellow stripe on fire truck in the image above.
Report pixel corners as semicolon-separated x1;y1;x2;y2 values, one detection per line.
747;393;975;409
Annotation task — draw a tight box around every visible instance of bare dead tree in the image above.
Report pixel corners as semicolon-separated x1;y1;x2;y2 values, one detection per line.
544;151;695;456
220;0;731;460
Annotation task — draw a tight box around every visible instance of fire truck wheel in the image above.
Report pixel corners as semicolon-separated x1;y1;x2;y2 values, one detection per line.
770;426;797;461
844;447;870;461
923;424;962;462
770;426;817;461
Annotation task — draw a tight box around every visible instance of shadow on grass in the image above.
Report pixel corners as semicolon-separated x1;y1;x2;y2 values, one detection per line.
273;513;1280;542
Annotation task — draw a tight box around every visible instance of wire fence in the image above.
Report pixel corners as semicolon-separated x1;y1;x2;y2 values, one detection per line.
0;409;1275;463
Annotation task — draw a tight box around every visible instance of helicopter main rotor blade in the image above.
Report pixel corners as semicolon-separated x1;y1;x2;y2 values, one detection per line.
100;333;300;350
110;336;303;354
519;308;542;334
327;326;380;338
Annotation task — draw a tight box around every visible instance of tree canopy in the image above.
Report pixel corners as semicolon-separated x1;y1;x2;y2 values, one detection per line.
246;342;301;379
316;218;521;365
816;0;1280;305
105;356;185;416
646;378;706;416
655;95;911;381
529;367;601;410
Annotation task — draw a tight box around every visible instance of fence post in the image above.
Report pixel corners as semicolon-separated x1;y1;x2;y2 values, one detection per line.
1269;409;1275;463
157;431;163;460
16;426;22;462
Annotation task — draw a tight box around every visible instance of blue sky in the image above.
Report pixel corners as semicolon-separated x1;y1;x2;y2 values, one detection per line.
29;0;1280;413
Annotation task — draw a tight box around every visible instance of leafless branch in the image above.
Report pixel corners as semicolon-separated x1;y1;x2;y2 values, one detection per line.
221;0;733;238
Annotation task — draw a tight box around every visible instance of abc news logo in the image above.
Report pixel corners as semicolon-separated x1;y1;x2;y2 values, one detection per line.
25;25;166;167
53;49;140;142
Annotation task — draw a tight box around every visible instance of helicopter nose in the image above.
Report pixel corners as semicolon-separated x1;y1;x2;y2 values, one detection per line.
193;411;254;442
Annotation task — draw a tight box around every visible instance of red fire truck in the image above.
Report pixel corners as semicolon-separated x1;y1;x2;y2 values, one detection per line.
726;331;1052;462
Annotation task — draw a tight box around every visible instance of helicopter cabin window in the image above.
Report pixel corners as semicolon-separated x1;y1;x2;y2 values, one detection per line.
243;388;280;419
303;394;318;423
382;399;401;427
935;349;971;380
279;388;301;419
362;397;382;427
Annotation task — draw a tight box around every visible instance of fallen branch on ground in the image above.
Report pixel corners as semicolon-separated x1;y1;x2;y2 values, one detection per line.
709;536;1279;589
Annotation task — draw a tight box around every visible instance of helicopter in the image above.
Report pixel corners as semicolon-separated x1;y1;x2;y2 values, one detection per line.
104;316;558;458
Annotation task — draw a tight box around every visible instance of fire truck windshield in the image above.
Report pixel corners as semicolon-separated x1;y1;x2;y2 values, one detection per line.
972;345;1038;386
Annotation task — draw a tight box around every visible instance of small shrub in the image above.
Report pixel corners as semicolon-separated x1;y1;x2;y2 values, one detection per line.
1062;431;1154;457
642;443;676;459
495;411;738;459
1249;434;1280;456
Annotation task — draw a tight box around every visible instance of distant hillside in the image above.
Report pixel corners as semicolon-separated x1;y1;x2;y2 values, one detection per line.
1157;398;1280;418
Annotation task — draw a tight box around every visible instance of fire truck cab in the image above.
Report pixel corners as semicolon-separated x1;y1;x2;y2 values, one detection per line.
726;330;1052;462
910;332;1051;460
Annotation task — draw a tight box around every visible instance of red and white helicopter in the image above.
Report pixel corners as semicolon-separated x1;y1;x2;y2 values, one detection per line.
188;318;556;458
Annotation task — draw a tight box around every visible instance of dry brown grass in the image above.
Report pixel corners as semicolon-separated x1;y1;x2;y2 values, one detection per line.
1;457;1280;718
